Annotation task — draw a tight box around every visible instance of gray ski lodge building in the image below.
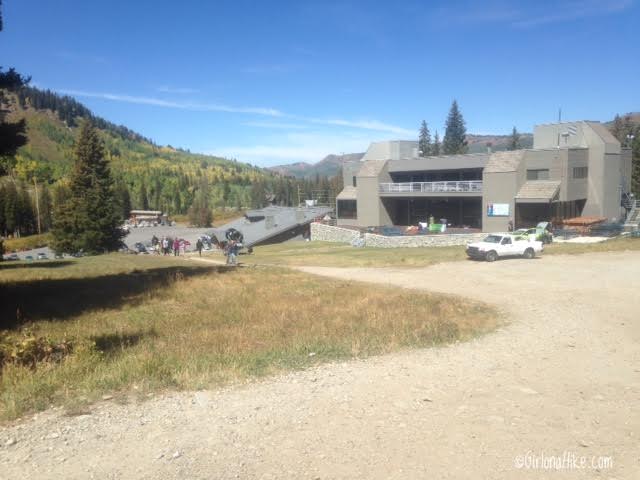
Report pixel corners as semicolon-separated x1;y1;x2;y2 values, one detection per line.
336;121;633;232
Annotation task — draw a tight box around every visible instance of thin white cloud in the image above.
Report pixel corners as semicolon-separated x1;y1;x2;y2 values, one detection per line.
59;89;417;134
317;118;416;137
54;51;109;65
57;88;415;136
210;131;382;167
242;64;294;75
58;89;283;117
156;86;199;94
512;0;633;28
213;145;330;163
433;0;633;28
243;121;309;130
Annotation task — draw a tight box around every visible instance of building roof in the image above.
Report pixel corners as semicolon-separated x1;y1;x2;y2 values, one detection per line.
484;150;526;173
515;180;561;202
388;153;489;172
336;186;357;200
212;205;333;247
358;160;387;177
585;121;620;146
130;210;163;215
361;141;418;161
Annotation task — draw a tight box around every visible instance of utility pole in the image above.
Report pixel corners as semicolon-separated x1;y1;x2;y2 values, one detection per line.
557;107;562;149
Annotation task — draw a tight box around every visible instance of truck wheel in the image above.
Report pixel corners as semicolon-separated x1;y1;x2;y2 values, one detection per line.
523;248;535;259
485;250;497;262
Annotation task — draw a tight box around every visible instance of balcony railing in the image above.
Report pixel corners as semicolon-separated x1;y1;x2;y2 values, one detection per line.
379;180;483;194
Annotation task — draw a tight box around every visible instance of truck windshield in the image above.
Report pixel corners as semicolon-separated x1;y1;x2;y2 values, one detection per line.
483;235;502;243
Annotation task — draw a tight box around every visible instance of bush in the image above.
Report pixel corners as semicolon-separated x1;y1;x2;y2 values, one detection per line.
0;330;73;369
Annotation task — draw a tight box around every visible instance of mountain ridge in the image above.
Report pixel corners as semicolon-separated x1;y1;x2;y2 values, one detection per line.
269;113;640;179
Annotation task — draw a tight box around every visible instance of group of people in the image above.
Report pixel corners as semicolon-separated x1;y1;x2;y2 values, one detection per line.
151;235;190;256
146;233;241;264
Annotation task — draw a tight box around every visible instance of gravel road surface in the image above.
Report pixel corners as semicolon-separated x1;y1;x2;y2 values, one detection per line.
1;251;638;479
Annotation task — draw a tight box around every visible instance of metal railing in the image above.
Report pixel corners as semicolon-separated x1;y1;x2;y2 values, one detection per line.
624;200;640;225
379;180;483;194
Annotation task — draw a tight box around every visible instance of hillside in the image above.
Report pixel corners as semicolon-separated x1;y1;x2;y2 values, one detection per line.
269;152;365;178
271;113;640;179
466;133;534;153
1;85;347;237
4;87;271;214
604;112;640;129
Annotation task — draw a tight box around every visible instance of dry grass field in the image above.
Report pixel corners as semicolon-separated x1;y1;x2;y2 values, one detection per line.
0;254;496;422
242;235;640;268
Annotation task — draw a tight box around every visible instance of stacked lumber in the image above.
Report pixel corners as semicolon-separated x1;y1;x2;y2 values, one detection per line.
560;216;606;235
562;216;606;227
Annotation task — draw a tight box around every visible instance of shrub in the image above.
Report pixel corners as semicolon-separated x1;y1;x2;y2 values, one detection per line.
0;330;73;369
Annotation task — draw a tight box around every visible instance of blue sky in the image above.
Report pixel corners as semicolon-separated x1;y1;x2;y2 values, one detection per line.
1;0;639;166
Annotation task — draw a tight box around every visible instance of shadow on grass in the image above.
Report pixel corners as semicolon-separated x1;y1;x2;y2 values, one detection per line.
91;329;157;354
0;261;75;270
0;265;232;329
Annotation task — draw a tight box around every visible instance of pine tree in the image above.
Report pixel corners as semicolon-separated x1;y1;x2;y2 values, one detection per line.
222;180;231;207
39;183;53;231
611;114;625;143
3;181;17;235
0;184;6;235
114;180;131;220
0;68;30;174
432;131;441;156
51;121;125;254
418;120;431;157
138;180;149;210
508;126;521;151
442;100;468;155
623;115;634;146
187;178;212;227
16;182;35;235
250;181;267;208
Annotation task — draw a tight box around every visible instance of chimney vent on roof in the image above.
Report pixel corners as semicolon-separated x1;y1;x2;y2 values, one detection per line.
265;215;275;229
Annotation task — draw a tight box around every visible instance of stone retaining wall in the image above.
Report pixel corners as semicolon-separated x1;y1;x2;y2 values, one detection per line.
310;223;485;248
363;232;486;248
310;222;361;243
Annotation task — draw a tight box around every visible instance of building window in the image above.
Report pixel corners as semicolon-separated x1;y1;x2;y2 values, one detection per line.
573;166;588;179
352;176;357;187
337;200;357;219
526;169;550;180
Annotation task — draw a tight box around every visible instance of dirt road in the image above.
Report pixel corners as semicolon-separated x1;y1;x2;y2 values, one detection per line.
1;251;639;479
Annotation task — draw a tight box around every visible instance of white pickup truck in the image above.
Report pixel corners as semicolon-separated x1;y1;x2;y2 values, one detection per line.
466;233;544;262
